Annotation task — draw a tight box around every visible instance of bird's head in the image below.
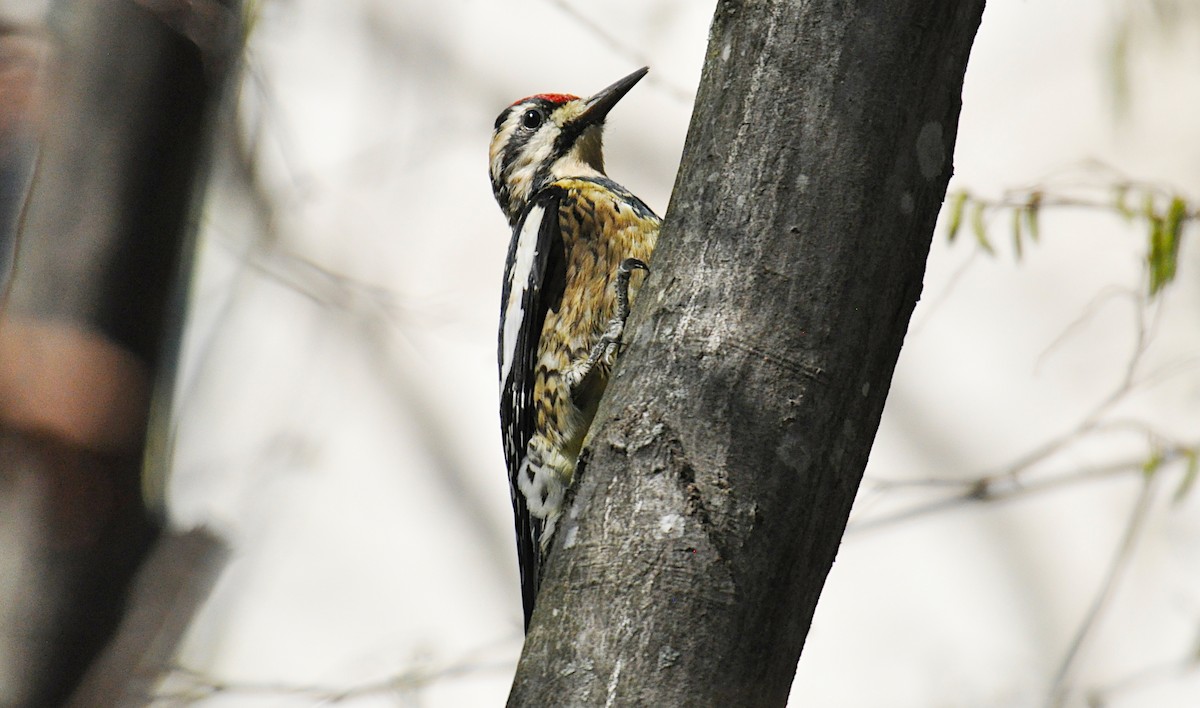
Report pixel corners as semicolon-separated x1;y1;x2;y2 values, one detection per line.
489;67;648;226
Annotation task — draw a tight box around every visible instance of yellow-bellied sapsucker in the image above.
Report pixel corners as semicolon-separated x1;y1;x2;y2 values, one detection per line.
490;67;660;629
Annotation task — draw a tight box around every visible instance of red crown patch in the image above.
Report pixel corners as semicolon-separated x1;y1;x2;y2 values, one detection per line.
511;93;579;107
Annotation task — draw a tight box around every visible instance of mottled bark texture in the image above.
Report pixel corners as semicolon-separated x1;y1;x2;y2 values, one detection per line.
508;1;985;705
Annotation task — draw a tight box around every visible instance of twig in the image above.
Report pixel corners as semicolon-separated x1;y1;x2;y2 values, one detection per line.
1044;471;1160;707
545;0;693;103
850;449;1187;533
1034;286;1136;375
153;634;518;704
1084;635;1200;707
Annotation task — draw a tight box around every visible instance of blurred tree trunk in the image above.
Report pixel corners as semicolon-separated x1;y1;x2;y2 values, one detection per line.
0;2;239;705
509;1;985;705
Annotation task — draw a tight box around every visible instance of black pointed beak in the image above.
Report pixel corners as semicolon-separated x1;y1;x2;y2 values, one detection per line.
575;67;648;128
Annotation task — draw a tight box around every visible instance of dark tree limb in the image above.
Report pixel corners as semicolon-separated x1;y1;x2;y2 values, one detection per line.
65;528;230;708
509;1;985;705
0;1;240;704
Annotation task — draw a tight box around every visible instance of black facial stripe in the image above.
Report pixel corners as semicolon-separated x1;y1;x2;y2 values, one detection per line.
532;161;553;198
536;115;591;191
499;124;535;182
494;105;515;132
552;117;591;161
495;97;556;136
496;98;558;182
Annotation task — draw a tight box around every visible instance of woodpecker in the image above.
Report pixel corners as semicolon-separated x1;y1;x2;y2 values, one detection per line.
490;67;660;629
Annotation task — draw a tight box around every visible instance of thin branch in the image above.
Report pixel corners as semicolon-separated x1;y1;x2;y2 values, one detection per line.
153;635;518;704
1045;470;1161;708
227;122;518;583
1084;633;1200;707
974;191;1200;219
855;266;1194;530
544;0;693;103
850;448;1189;533
997;284;1157;483
1034;286;1136;375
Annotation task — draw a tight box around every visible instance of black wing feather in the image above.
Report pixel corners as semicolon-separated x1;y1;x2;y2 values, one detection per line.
498;186;566;630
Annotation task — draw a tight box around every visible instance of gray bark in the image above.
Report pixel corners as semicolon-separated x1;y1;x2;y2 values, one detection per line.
508;1;985;705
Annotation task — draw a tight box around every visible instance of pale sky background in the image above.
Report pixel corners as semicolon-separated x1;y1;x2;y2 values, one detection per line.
22;0;1190;705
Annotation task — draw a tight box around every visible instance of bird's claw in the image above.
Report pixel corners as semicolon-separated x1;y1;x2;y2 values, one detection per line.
565;258;650;391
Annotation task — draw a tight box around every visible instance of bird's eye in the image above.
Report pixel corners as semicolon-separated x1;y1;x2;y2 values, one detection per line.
521;109;544;129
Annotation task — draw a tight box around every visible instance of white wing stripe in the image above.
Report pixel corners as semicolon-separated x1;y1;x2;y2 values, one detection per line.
500;203;546;386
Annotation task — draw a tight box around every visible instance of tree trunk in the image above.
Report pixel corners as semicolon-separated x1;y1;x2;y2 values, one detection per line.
508;1;985;705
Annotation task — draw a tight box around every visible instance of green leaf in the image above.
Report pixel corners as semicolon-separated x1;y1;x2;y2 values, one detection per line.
1011;207;1023;261
1148;195;1186;297
1143;447;1164;480
972;201;994;256
1174;450;1199;504
946;191;968;243
1025;191;1041;242
1148;217;1168;296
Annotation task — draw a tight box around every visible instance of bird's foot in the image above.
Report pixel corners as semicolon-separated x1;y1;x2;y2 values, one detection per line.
567;258;650;393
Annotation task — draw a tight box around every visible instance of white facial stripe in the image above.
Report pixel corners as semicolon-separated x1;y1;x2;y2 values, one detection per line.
511;131;557;193
500;203;547;386
489;119;517;180
505;150;543;206
490;103;562;215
